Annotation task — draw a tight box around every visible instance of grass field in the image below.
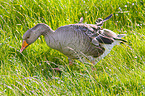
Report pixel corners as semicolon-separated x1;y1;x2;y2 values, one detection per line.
0;0;145;95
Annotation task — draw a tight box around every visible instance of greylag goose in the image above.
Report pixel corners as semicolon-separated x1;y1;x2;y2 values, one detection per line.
20;14;126;66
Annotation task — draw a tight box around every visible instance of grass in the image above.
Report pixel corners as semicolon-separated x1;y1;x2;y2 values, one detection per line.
0;0;145;95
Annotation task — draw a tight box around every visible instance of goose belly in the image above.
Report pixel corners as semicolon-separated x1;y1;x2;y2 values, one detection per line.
96;40;120;61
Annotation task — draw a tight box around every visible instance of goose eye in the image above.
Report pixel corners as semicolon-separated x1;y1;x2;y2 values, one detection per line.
27;36;30;39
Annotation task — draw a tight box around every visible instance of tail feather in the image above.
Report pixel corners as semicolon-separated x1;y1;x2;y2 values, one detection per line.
117;34;126;38
116;34;127;43
114;38;127;42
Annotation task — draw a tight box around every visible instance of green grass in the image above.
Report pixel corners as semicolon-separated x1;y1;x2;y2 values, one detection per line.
0;0;145;95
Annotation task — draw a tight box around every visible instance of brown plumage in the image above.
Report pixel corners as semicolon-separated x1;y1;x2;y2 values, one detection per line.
20;14;126;64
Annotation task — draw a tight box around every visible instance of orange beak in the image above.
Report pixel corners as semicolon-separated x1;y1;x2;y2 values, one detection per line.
20;40;29;53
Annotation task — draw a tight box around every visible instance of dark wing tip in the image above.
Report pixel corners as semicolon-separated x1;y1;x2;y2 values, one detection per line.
103;14;113;22
114;38;127;43
96;35;114;44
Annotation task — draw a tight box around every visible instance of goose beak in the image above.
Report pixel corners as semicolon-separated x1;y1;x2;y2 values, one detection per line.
20;40;29;53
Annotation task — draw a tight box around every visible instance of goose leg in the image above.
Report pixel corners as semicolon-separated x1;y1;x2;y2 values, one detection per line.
51;59;73;71
91;57;100;71
68;59;73;66
51;68;61;71
91;61;96;71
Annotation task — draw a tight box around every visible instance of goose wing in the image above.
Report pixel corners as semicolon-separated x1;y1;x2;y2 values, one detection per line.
68;24;101;46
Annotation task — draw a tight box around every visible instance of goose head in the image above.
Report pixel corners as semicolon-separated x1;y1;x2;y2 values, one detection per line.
20;23;52;53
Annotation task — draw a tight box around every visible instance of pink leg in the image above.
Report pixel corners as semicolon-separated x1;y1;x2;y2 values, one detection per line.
51;68;61;71
91;61;96;71
69;59;73;66
51;59;73;71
